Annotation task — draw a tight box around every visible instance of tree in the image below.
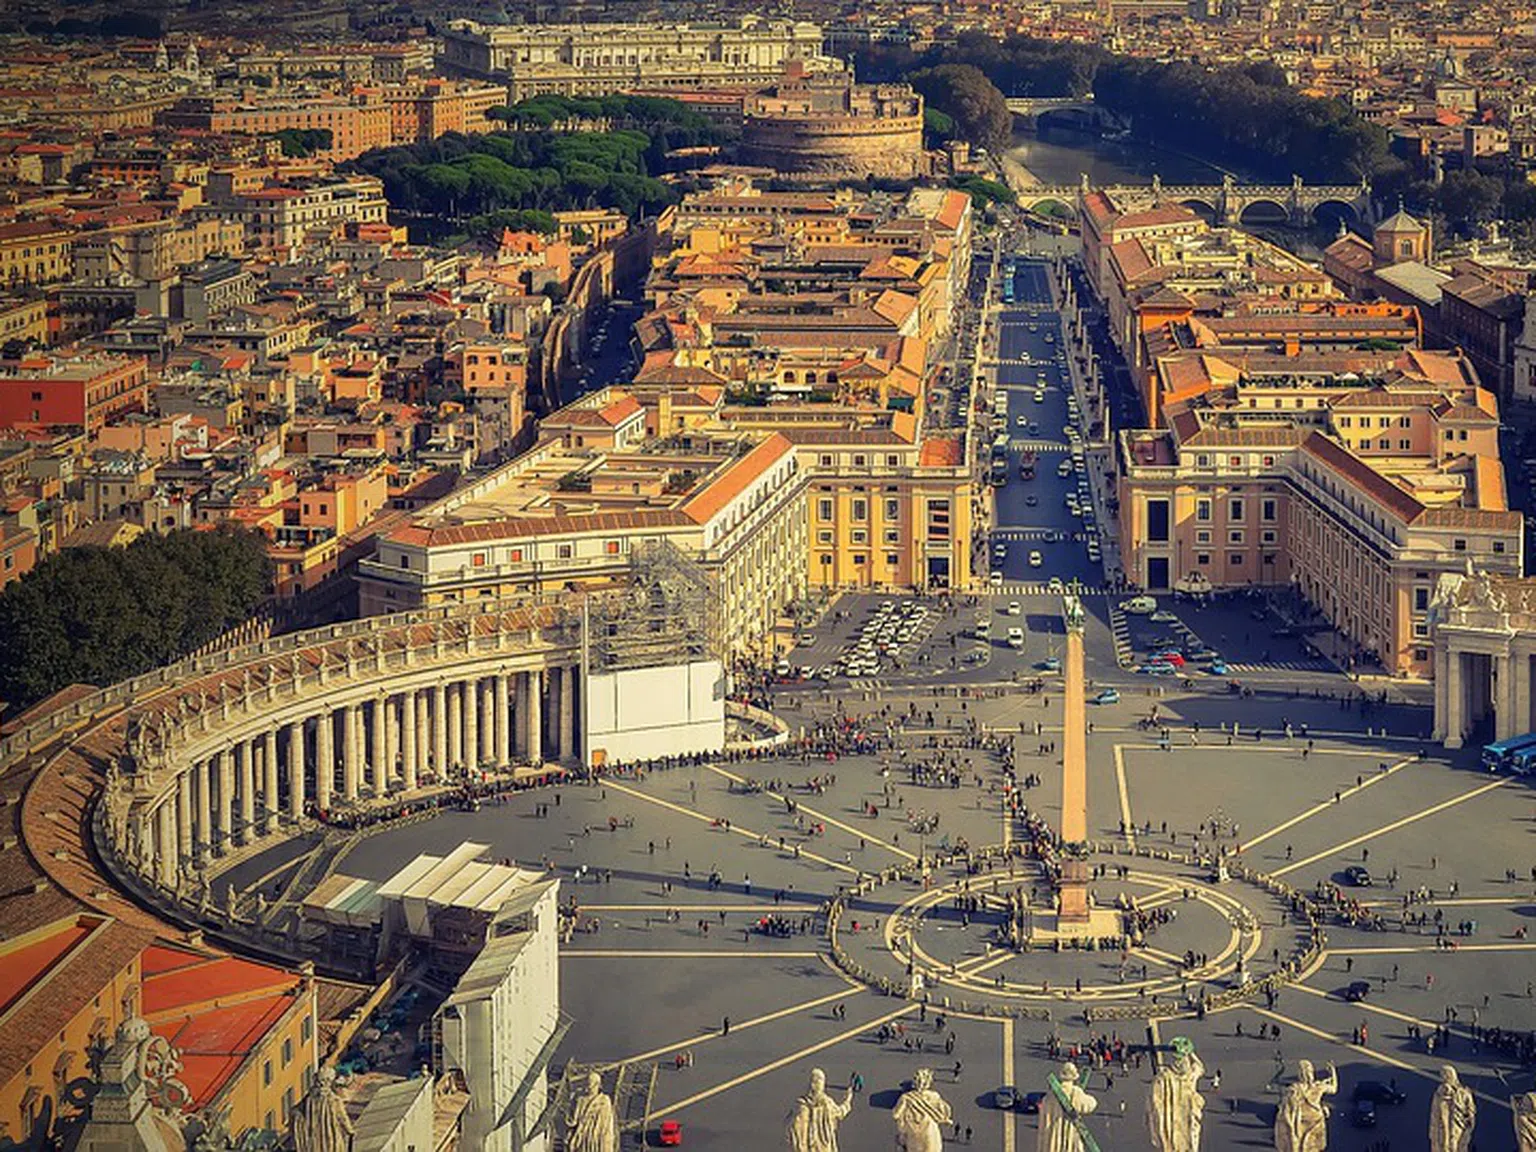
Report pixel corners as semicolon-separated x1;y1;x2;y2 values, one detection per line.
1436;170;1502;235
906;64;1013;154
923;107;956;142
0;529;271;713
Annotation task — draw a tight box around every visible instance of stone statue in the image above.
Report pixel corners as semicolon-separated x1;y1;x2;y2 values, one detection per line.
1274;1059;1335;1152
1513;1091;1536;1152
893;1068;951;1152
1147;1039;1205;1152
292;1066;353;1152
1428;1064;1475;1152
75;1018;181;1152
787;1067;853;1152
1039;1062;1097;1152
1062;593;1085;633
567;1070;619;1152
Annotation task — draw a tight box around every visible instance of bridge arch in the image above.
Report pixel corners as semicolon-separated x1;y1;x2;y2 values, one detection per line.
1028;197;1074;220
1178;198;1217;223
1238;198;1290;226
1310;198;1360;228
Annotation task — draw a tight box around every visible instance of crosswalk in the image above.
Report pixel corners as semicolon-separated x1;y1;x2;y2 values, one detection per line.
990;582;1110;595
1224;659;1335;674
991;528;1072;542
1108;602;1134;667
1007;439;1070;453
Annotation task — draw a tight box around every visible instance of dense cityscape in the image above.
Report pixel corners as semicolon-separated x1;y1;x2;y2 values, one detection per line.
1;0;1535;1149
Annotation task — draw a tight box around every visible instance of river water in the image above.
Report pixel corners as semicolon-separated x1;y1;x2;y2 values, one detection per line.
1007;125;1227;187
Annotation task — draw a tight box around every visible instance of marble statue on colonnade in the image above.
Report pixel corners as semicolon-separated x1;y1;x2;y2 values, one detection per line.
892;1067;951;1152
1038;1062;1097;1152
1428;1064;1475;1152
1147;1038;1205;1152
1273;1059;1335;1152
567;1069;619;1152
1513;1091;1536;1152
788;1067;853;1152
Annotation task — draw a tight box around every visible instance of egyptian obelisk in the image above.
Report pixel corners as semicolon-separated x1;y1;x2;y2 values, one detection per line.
1058;593;1090;923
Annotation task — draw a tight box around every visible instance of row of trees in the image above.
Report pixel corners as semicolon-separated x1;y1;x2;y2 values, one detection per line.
906;64;1014;155
0;529;271;713
347;129;678;230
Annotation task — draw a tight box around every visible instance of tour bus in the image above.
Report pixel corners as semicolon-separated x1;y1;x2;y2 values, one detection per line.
1480;732;1536;773
1002;278;1015;305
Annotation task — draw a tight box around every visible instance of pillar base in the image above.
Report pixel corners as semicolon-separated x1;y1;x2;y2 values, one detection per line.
1444;735;1464;750
1056;858;1091;925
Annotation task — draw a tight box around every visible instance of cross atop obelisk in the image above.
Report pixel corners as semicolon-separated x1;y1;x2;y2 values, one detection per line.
1057;593;1090;923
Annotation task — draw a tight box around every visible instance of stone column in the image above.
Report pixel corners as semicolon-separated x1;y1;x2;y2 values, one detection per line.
1445;650;1465;749
1517;650;1533;741
385;697;400;788
463;676;480;773
1433;644;1450;742
1058;609;1090;925
177;771;193;858
342;703;361;801
448;683;463;774
236;740;255;846
494;674;511;769
315;710;334;812
371;696;388;794
215;749;234;855
432;684;448;778
401;691;419;792
558;665;575;762
263;729;279;835
480;680;495;765
1497;653;1518;742
158;802;178;888
416;692;431;783
195;759;212;856
515;673;529;760
287;721;306;820
527;669;544;765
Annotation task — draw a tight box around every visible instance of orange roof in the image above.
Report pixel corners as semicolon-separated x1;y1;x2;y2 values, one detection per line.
0;921;90;1014
919;437;963;466
934;190;969;233
141;946;298;1015
681;433;793;524
154;994;293;1107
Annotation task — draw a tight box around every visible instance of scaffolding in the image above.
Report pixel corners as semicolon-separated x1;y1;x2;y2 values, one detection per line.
546;1059;658;1149
583;539;722;673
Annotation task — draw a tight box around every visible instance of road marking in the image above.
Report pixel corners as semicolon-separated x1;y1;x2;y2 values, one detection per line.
613;986;861;1066
563;950;823;958
705;764;916;862
1240;757;1414;855
1358;896;1529;910
603;778;859;876
1002;1017;1016;1152
653;1002;918;1116
1322;942;1536;956
1114;744;1136;850
1272;777;1510;876
578;904;792;913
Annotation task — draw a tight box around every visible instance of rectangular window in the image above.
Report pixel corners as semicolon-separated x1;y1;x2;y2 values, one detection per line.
817;530;833;544
282;1038;293;1066
1414;587;1429;611
851;530;868;544
1196;552;1210;565
886;553;900;565
1195;530;1211;544
604;539;620;555
851;499;868;522
819;454;832;467
283;1088;295;1124
853;554;866;565
557;543;573;559
1261;530;1276;544
1228;530;1244;545
1229;498;1244;521
1196;499;1211;522
1262;455;1275;466
471;552;486;567
1413;623;1429;638
884;529;900;545
302;1018;312;1043
1453;539;1467;552
1229;552;1244;567
263;1061;272;1087
1494;540;1506;554
885;498;900;520
1261;498;1277;522
1146;499;1170;542
509;548;523;563
817;499;833;522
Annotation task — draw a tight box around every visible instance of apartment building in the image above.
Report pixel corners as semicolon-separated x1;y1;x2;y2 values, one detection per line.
0;222;74;289
358;406;809;656
159;91;394;163
0;353;150;435
194;175;388;253
1117;349;1523;675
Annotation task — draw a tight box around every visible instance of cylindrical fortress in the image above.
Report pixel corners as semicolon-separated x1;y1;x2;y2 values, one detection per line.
740;72;924;180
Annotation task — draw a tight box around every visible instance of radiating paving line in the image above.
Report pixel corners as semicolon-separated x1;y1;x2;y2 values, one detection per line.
1272;777;1510;877
612;985;862;1066
1239;756;1415;855
704;764;915;862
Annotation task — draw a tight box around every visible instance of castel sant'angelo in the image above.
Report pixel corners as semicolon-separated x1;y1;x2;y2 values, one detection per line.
741;63;926;180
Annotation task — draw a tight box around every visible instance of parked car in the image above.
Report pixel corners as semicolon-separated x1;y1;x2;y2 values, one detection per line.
1150;610;1178;623
1029;550;1044;567
659;1119;684;1145
1120;596;1157;615
1343;981;1372;1003
1006;601;1022;616
1351;1099;1377;1128
990;571;1004;587
1038;656;1062;673
1007;627;1026;649
1344;865;1373;886
1208;661;1230;676
994;1086;1017;1110
1094;689;1120;705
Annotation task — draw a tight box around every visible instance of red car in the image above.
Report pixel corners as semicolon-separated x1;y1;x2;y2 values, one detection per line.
659;1119;683;1146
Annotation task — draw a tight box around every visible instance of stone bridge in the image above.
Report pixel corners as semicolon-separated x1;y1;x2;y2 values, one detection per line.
1014;176;1375;229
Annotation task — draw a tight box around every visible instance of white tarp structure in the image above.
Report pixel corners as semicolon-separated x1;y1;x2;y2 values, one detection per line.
375;842;546;939
584;658;725;765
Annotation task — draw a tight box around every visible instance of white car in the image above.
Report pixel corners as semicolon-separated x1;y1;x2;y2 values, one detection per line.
1048;576;1065;593
1120;596;1157;615
1007;626;1026;649
1016;415;1028;427
989;571;1004;587
1029;550;1043;567
1006;601;1022;616
1033;390;1046;403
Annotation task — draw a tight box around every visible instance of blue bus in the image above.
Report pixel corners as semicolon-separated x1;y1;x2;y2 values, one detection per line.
1481;732;1536;773
1001;278;1015;304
